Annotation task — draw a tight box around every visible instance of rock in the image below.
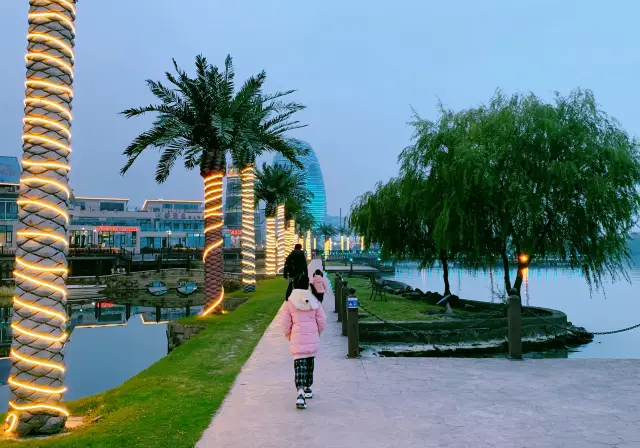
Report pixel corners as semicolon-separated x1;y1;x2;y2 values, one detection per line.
402;291;423;301
464;304;476;311
414;288;424;296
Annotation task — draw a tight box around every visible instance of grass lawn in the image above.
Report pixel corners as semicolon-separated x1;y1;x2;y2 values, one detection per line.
333;275;480;321
1;278;287;447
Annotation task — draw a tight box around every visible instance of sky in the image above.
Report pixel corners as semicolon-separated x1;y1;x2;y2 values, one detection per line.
1;0;639;217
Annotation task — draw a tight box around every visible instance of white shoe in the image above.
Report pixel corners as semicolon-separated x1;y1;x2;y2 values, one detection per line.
296;393;307;409
304;387;313;399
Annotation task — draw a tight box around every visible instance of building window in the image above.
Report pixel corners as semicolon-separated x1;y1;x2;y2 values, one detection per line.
163;204;173;209
100;202;125;212
0;225;12;247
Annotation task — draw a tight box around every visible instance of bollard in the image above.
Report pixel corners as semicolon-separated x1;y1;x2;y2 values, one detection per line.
334;275;342;315
185;302;191;317
347;288;359;358
156;305;162;323
125;303;131;320
507;288;522;360
341;280;349;336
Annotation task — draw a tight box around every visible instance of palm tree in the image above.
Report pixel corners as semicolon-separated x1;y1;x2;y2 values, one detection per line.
7;0;76;436
231;94;307;293
254;163;307;278
338;223;350;252
316;224;337;255
284;196;313;256
294;210;315;262
121;55;277;315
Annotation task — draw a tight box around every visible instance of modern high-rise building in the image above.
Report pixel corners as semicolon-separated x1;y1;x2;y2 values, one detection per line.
272;139;327;227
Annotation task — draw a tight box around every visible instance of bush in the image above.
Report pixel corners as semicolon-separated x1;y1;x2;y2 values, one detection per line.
223;278;243;293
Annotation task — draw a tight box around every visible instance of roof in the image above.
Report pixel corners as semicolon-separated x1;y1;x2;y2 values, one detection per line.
0;157;21;185
75;196;129;202
141;199;203;209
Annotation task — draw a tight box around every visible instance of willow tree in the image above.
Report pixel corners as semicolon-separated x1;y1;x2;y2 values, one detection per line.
231;94;307;293
254;163;307;278
6;0;77;436
121;55;283;314
467;89;640;295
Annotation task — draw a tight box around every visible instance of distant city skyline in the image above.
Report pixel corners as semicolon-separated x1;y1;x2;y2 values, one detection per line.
1;1;639;216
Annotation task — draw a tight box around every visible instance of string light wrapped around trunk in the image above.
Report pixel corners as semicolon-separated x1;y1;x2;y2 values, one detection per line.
276;204;285;274
240;166;256;292
265;217;276;278
6;0;77;436
306;230;311;262
201;172;224;315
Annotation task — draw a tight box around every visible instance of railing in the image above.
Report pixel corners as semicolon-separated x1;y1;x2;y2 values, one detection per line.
0;247;16;256
68;247;121;257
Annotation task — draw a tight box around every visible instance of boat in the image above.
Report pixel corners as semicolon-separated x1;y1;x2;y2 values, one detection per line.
176;281;197;296
147;281;168;296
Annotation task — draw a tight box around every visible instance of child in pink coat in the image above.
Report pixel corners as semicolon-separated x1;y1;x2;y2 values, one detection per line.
310;269;330;303
278;274;327;409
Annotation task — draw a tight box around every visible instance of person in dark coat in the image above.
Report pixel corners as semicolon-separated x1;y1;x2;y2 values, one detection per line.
284;243;308;300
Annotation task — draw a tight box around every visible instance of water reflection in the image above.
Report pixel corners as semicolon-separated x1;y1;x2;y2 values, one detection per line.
388;264;640;358
0;311;174;413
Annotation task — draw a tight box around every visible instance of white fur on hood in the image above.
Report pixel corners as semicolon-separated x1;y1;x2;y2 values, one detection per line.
288;288;320;311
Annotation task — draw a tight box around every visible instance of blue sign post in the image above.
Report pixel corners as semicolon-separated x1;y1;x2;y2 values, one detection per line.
347;288;359;358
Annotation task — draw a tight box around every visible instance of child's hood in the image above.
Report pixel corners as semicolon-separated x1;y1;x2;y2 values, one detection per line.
289;288;320;311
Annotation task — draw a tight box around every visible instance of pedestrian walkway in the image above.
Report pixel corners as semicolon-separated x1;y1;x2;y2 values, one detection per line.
197;260;640;447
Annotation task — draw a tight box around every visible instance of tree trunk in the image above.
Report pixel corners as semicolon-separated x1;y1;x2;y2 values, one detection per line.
305;230;311;262
201;171;225;314
500;248;512;295
276;204;285;274
265;216;276;278
240;165;256;293
8;0;77;436
439;250;451;296
513;252;528;297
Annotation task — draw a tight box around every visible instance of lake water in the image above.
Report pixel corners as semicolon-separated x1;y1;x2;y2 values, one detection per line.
389;263;640;358
0;313;168;413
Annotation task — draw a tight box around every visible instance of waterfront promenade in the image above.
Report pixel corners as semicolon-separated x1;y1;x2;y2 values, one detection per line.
197;260;640;447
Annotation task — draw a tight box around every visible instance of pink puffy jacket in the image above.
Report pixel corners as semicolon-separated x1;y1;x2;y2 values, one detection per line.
311;274;328;294
279;289;327;360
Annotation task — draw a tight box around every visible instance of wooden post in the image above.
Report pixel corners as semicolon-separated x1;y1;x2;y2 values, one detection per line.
333;274;342;314
155;305;162;323
336;276;344;320
185;302;191;317
507;288;522;360
347;288;359;358
156;255;162;272
125;303;131;320
341;280;349;336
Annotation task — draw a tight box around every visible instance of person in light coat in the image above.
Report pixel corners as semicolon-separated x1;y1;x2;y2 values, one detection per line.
278;274;327;409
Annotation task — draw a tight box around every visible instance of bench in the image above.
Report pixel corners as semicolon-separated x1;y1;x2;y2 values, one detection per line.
369;274;387;302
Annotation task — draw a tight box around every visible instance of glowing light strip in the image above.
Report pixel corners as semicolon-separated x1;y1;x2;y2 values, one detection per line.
202;173;224;262
201;287;225;316
25;53;74;76
204;223;223;233
25;79;73;95
4;413;17;433
24;98;72;120
10;350;65;373
9;401;69;417
13;271;67;298
8;378;67;395
28;12;76;34
241;167;256;286
22;134;71;153
17;230;68;246
265;217;276;277
23;117;71;138
20;177;71;198
11;323;67;343
16;200;69;223
21;159;70;171
276;205;285;273
202;239;222;262
13;297;68;321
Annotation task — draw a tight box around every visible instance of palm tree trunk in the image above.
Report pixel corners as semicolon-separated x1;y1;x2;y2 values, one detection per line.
201;171;225;315
240;166;256;293
276;204;285;274
306;230;311;262
265;216;276;278
7;0;77;436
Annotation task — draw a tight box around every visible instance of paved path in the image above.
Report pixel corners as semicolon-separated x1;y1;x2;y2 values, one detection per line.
198;260;640;448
